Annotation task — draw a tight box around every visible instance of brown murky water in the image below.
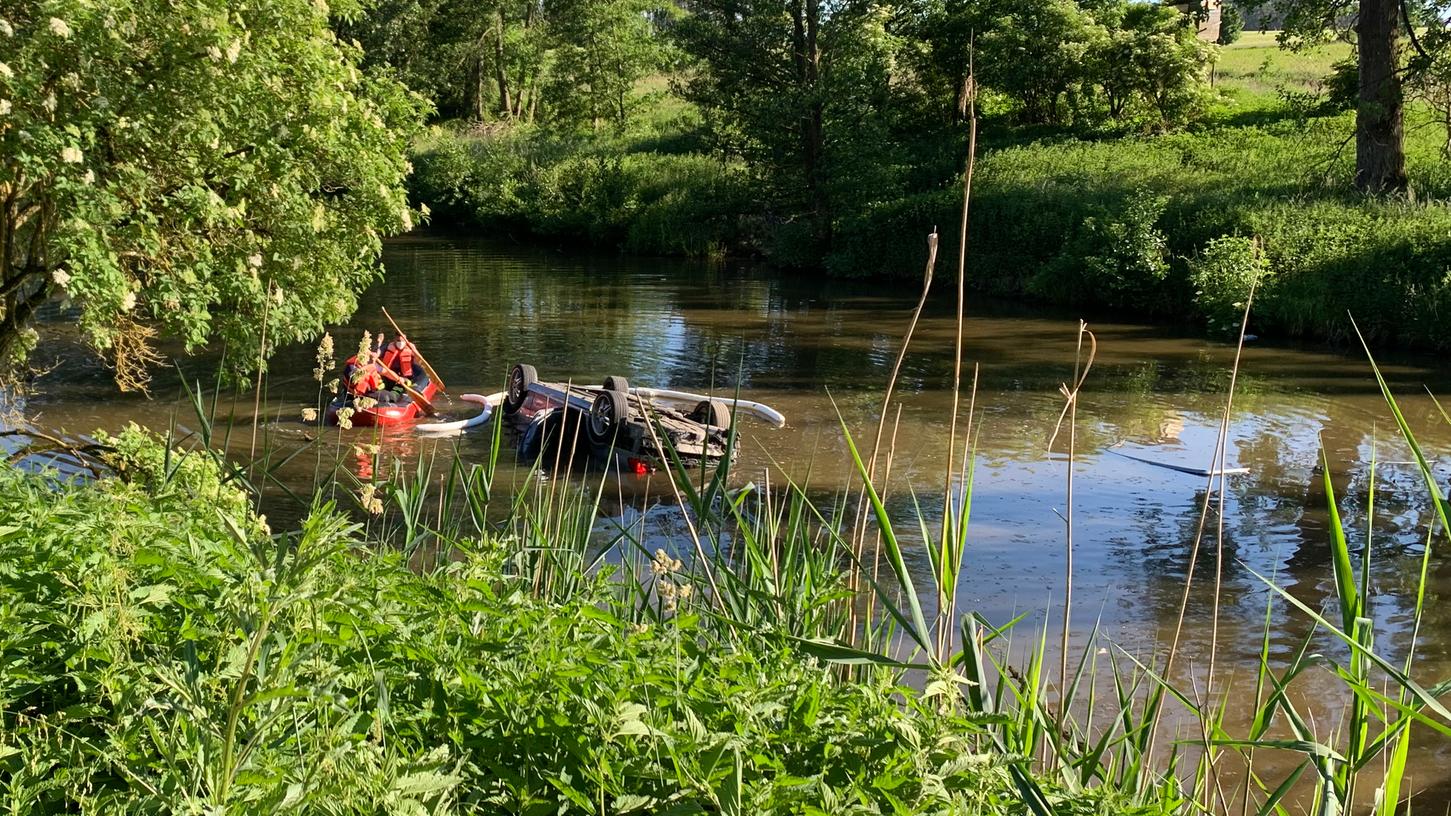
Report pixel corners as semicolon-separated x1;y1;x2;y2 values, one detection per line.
16;235;1451;806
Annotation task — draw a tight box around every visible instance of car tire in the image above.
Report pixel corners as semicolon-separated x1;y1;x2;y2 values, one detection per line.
504;363;537;415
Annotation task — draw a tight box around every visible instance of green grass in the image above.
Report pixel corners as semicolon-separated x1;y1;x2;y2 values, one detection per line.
1214;31;1350;100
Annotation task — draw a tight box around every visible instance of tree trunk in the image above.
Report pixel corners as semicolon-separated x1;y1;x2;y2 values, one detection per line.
469;55;487;121
495;9;513;117
795;0;829;251
1355;0;1408;193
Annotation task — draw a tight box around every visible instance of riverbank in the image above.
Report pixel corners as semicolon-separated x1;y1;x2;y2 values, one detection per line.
0;424;1137;812
410;33;1451;352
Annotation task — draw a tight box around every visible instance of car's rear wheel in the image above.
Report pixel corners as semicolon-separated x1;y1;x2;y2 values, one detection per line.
504;363;537;415
588;389;629;447
691;399;732;429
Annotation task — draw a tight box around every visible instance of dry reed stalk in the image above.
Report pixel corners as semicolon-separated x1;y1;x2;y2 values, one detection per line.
850;232;938;641
940;72;977;582
1143;275;1259;802
1046;322;1095;738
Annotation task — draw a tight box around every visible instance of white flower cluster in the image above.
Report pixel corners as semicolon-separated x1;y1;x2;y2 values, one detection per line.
48;18;70;38
650;549;693;613
357;483;384;515
313;332;334;382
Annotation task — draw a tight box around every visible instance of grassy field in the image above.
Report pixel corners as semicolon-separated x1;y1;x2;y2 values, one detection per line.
1214;31;1351;98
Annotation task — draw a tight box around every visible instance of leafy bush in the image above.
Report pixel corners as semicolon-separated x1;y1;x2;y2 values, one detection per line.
1188;235;1269;332
1041;189;1171;308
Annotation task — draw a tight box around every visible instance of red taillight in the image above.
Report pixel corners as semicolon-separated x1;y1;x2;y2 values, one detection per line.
628;457;651;475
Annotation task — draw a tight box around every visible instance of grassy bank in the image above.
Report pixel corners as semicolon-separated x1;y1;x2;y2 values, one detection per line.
411;33;1451;351
0;425;1127;813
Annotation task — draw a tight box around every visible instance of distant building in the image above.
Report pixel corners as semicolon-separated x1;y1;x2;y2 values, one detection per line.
1168;0;1223;42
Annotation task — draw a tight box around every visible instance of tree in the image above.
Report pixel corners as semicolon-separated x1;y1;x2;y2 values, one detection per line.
1254;0;1408;192
1217;2;1244;45
978;0;1107;125
543;0;672;129
674;0;838;255
340;0;549;122
0;0;426;389
1115;4;1217;129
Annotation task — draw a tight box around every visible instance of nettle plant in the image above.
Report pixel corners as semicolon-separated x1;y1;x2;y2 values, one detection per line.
0;0;427;389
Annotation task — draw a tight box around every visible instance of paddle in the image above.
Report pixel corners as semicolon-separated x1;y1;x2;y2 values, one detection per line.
381;307;447;394
377;365;439;416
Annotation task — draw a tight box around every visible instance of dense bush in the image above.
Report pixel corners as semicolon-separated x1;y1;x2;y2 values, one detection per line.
411;127;753;256
1032;189;1171;309
0;427;1130;813
1187;235;1269;332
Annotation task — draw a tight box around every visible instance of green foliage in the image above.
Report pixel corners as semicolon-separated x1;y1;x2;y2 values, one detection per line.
93;423;254;520
1324;57;1359;113
979;0;1108;125
411;127;752;255
1108;5;1219;130
0;0;427;385
1033;189;1171;309
1216;2;1243;45
1187;235;1267;332
341;0;672;129
543;0;675;129
0;430;1144;813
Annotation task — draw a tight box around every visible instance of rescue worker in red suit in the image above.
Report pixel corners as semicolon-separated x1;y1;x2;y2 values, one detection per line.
379;334;424;389
340;347;404;405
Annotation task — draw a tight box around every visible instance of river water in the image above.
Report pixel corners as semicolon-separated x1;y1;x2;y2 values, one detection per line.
20;234;1451;803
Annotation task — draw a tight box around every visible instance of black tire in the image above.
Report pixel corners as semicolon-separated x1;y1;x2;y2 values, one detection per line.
588;389;629;447
504;363;537;415
602;375;629;393
691;399;732;429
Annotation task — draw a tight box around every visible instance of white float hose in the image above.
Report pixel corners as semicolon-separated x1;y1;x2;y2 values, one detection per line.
415;392;506;435
629;387;786;428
